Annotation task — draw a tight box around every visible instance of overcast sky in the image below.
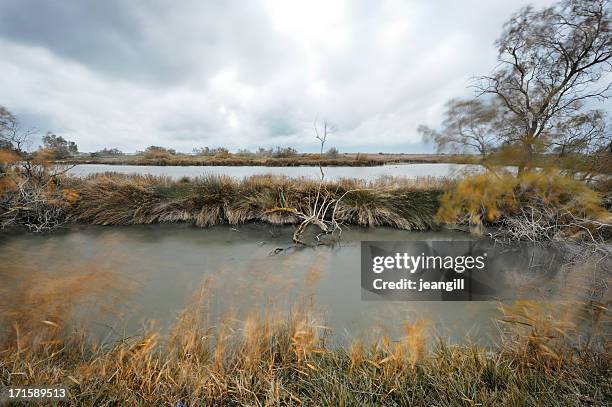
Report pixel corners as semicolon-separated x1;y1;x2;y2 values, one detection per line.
0;0;558;153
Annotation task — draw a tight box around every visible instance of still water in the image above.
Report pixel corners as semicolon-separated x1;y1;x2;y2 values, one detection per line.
0;223;568;347
68;163;477;180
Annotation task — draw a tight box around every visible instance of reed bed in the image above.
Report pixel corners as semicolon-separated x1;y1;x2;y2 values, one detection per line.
0;274;609;406
65;173;447;230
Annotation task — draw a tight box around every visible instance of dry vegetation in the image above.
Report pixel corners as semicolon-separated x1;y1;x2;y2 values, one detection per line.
437;169;611;242
2;164;610;244
0;268;609;406
2;149;610;245
0;149;76;231
64;173;447;232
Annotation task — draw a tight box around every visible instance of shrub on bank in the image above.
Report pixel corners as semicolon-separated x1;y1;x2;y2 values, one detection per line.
438;169;610;241
0;149;74;231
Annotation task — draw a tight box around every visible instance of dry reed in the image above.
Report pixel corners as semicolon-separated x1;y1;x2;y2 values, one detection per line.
0;271;609;406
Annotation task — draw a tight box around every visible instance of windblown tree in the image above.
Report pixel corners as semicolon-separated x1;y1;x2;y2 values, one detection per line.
550;110;609;154
423;0;611;174
425;0;612;240
549;109;611;178
0;105;33;153
418;98;502;157
478;0;611;172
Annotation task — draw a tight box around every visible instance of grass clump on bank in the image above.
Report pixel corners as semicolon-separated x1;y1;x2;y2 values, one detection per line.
65;173;446;230
0;273;609;406
437;169;611;241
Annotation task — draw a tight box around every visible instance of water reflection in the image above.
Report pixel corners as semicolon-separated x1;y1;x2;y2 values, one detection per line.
68;163;478;181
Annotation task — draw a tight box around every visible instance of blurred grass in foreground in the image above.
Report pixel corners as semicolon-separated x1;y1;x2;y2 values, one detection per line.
0;263;609;406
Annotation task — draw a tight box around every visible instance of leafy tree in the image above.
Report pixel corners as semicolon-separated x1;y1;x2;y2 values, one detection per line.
42;132;78;159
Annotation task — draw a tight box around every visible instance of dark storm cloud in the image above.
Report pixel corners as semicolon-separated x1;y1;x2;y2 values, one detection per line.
0;1;149;78
0;0;293;83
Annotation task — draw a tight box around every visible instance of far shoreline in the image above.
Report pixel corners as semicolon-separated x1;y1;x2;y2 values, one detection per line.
55;153;478;167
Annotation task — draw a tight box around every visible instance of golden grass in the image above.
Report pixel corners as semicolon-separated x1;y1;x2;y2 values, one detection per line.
0;247;136;354
0;262;609;406
438;169;610;239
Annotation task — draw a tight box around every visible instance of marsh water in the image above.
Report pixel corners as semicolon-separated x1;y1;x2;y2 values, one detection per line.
68;163;477;180
1;223;571;347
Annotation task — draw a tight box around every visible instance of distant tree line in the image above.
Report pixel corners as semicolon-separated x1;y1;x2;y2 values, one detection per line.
231;146;339;158
192;147;230;157
80;145;342;159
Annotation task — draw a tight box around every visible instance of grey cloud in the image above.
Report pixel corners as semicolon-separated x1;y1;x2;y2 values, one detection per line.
0;0;560;152
0;0;293;83
0;1;147;78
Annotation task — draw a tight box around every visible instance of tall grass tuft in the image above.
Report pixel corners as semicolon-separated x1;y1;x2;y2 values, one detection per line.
66;173;447;230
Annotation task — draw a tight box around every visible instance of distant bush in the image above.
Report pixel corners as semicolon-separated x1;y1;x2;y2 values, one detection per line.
193;147;230;157
143;146;176;159
236;149;253;156
92;148;123;157
326;147;339;158
256;147;273;157
272;147;298;158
